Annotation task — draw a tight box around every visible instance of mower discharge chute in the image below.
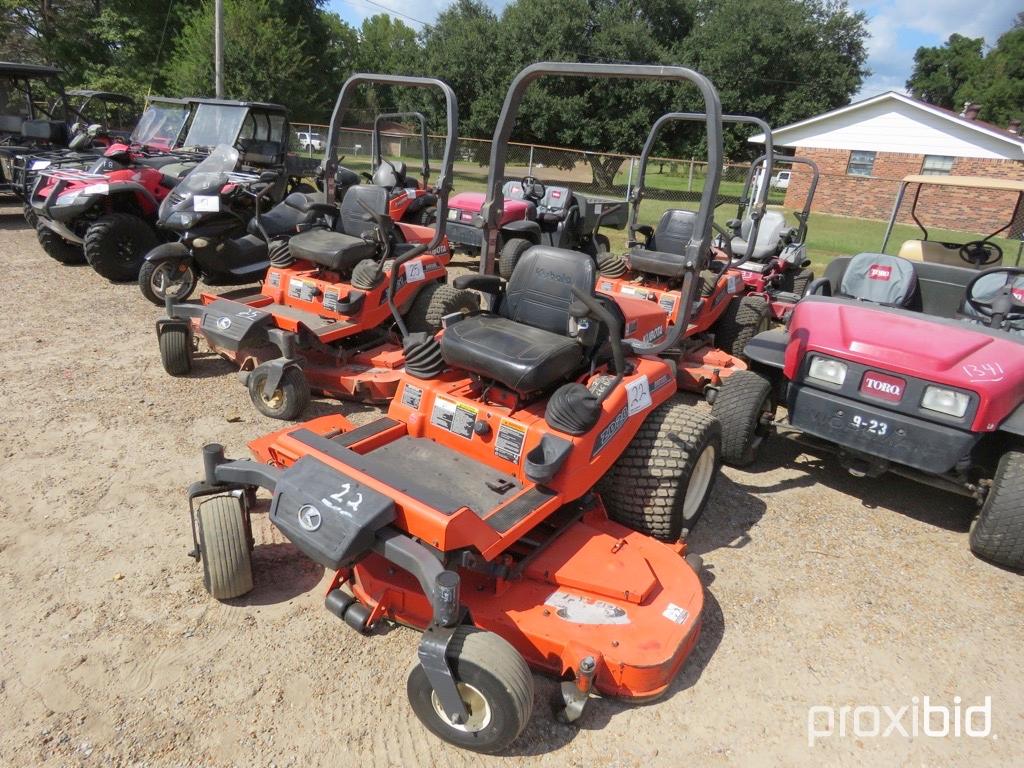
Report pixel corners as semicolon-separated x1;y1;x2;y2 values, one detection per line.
184;62;725;754
157;75;476;419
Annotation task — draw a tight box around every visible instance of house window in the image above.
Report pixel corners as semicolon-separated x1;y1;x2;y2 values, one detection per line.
846;150;876;177
922;154;955;175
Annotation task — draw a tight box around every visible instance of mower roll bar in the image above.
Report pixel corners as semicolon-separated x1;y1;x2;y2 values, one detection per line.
741;153;819;245
323;74;457;340
634;112;774;268
371;111;430;188
478;61;722;359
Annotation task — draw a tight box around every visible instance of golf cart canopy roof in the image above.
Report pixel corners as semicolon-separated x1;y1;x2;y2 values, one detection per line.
66;89;136;104
900;175;1024;193
0;62;61;77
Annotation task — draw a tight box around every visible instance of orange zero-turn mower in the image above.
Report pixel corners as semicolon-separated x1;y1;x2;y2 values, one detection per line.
156;75;478;419
184;62;726;754
580;113;779;398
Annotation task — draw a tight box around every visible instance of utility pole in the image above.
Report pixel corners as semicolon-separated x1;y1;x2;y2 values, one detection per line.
214;0;224;98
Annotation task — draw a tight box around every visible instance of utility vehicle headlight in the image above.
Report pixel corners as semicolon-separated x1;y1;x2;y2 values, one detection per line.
921;386;969;418
31;159;51;170
807;356;847;386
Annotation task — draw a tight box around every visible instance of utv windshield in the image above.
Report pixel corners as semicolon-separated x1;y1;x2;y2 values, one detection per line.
177;144;239;194
132;102;189;149
182;104;248;150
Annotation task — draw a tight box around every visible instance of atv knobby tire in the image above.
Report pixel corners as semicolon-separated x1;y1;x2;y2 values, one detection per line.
36;223;85;265
498;237;533;280
715;294;770;358
158;325;193;376
248;366;310;421
711;370;774;466
969;450;1024;569
196;496;253;600
23;203;38;228
404;282;479;334
407;626;533;754
84;212;158;282
598;396;721;540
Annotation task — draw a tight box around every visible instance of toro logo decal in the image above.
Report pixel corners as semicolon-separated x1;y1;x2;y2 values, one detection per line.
1012;286;1024;303
860;371;905;402
868;264;892;281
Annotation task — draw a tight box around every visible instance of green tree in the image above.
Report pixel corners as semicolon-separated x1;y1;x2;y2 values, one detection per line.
964;15;1024;125
906;33;985;110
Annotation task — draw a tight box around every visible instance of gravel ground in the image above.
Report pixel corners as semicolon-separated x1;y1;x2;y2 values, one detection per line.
0;201;1020;767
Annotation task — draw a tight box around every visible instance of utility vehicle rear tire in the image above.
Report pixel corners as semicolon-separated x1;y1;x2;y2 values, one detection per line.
785;268;814;297
36;223;85;264
404;282;479;334
714;294;770;359
407;626;533;754
84;213;158;282
598;397;721;540
196;496;253;600
969;450;1024;570
248;366;310;421
139;259;198;306
498;237;533;280
158;326;193;376
419;206;437;226
711;370;774;466
23;203;37;228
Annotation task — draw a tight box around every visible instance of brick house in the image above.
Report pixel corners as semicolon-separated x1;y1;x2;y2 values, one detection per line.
750;91;1024;235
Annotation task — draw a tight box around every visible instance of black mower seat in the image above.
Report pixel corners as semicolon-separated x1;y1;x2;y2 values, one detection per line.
441;245;593;393
838;252;919;308
288;229;375;272
628;208;696;279
249;192;323;238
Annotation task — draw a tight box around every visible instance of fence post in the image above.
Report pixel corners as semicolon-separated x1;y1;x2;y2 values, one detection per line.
528;145;534;175
625;156;635;201
687;158;694;192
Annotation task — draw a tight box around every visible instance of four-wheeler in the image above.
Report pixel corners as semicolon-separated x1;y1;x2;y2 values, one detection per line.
183;60;725;757
138;143;345;305
156;75;477;419
580;112;777;398
366;111;440;225
711;251;1024;568
725;153;820;323
31;98;295;282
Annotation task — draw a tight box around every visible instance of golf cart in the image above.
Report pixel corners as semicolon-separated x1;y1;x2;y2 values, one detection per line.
183;62;724;754
156;75;474;416
31;98;295;281
0;62;70;195
367;111;440;225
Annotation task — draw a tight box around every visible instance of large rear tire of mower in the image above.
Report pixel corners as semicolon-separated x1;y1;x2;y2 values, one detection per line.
969;450;1024;570
404;282;480;334
784;267;814;297
158;326;193;376
139;259;198;306
598;397;721;540
714;294;770;359
248;366;310;421
711;370;774;466
196;496;254;600
84;213;158;282
498;237;533;280
36;223;85;265
407;626;533;754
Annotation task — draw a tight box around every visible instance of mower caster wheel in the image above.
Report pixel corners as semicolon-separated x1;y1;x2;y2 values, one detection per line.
159;326;193;376
407;627;533;754
342;602;371;633
325;589;356;620
196;496;254;600
248;365;310;421
711;369;775;466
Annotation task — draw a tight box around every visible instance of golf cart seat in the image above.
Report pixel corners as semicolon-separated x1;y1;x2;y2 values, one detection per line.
898;239;1003;269
247;192;325;238
730;210;791;260
628;208;696;279
442;245;593;393
288;185;384;272
837;253;919;308
537;186;574;224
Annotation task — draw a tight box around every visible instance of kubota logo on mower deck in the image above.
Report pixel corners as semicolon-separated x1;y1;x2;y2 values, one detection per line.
868;264;892;281
860;371;905;402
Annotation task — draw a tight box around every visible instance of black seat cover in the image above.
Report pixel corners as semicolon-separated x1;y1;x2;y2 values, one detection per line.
288;185;386;272
628;209;696;278
249;192;321;238
441;246;592;393
839;253;919;307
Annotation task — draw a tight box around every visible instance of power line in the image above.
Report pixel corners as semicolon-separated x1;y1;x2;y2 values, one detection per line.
348;0;429;27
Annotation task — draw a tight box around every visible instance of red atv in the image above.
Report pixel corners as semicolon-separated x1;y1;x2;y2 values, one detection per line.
32;98;294;282
712;252;1024;569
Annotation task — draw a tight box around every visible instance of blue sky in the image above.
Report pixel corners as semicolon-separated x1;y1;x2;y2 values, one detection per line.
326;0;1019;100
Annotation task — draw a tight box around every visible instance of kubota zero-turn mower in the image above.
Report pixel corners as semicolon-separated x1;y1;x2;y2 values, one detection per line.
157;75;477;419
578;113;777;398
364;110;440;225
724;153;820;323
183;63;725;753
31;98;295;282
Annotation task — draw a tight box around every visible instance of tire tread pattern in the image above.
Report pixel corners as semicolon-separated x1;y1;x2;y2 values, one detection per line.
970;450;1024;569
197;496;253;600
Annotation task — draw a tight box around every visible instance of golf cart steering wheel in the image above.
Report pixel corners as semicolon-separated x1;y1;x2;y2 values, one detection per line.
711;221;738;263
960;240;1002;266
520;175;546;201
964;266;1024;327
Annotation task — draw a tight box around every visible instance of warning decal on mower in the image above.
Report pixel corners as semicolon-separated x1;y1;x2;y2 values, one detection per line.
599;280;614;292
430;396;477;439
401;383;422;409
494;418;527;463
545;591;630;625
323;289;339;312
268;272;281;288
662;603;690;625
626;375;652;416
659;295;675;314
